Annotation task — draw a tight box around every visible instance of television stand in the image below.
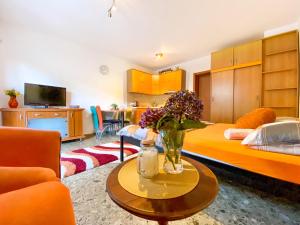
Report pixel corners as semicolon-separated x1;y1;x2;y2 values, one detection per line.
0;108;84;142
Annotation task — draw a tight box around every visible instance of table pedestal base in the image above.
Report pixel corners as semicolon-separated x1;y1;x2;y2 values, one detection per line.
158;220;168;225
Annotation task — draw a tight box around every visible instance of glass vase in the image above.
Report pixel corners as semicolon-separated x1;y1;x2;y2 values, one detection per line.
160;129;185;174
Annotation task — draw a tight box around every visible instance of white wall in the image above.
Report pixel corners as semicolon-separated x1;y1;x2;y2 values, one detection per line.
264;22;299;37
157;56;211;91
0;23;150;133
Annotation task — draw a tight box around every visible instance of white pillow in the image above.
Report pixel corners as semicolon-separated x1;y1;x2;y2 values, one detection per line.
242;121;300;146
276;117;300;122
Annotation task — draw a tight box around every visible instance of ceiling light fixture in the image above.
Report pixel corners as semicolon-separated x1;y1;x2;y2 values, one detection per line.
108;0;116;18
155;52;164;60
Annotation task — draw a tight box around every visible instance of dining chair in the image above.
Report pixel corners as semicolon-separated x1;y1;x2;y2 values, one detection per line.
90;106;111;140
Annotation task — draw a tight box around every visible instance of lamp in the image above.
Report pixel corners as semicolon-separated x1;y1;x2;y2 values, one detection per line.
108;0;116;18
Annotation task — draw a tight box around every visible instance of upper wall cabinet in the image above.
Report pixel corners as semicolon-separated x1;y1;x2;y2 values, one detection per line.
159;70;186;94
234;40;262;65
211;48;234;70
127;69;186;95
127;69;153;94
211;40;262;71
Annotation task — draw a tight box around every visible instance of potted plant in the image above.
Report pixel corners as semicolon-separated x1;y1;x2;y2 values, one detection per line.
110;103;119;110
4;89;20;108
139;90;206;174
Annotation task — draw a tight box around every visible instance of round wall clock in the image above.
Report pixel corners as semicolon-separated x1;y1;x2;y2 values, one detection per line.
100;65;110;75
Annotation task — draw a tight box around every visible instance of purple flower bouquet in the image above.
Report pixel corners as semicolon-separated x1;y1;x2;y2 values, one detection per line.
139;90;206;174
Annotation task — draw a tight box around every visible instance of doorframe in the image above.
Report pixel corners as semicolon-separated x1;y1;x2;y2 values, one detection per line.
193;70;211;97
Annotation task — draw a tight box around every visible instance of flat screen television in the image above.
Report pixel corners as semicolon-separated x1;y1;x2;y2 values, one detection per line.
24;83;66;107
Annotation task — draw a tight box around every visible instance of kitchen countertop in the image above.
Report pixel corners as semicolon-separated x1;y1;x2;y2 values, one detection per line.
131;106;161;109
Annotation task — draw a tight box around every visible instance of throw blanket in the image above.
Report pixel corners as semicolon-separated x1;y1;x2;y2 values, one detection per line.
117;125;162;146
61;142;140;178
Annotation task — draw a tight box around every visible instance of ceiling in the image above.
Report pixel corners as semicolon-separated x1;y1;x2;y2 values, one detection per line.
1;0;300;70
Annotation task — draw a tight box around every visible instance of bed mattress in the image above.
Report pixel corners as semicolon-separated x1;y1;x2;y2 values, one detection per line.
183;123;300;185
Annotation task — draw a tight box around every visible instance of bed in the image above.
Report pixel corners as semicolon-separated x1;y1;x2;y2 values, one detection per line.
119;123;300;185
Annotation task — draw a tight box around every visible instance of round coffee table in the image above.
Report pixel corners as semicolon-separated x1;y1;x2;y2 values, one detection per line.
106;156;218;225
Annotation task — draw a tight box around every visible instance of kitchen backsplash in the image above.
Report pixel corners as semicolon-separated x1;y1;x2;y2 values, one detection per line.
127;93;171;107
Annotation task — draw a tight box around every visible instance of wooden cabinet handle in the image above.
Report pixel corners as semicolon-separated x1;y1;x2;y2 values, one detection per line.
54;113;59;116
19;113;22;120
34;113;41;117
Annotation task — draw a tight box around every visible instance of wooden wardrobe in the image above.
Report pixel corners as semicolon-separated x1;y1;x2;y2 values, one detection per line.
210;30;299;123
211;40;262;123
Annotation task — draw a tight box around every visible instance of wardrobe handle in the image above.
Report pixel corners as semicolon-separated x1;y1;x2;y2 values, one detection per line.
256;95;260;106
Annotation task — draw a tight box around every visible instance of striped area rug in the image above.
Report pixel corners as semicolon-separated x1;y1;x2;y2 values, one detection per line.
61;142;140;178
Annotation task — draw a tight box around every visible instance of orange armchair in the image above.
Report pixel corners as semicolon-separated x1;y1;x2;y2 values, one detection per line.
0;167;76;225
0;127;61;177
0;128;75;225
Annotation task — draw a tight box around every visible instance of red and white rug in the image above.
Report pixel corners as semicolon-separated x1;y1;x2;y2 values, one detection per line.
61;142;140;178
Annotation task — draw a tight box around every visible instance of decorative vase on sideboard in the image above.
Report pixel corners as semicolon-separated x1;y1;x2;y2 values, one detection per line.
8;96;18;108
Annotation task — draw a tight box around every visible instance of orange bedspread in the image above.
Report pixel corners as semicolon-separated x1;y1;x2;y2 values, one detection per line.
183;123;300;185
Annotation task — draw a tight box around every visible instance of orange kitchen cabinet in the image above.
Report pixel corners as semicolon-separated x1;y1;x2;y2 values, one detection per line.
127;69;186;95
127;69;152;95
159;69;186;94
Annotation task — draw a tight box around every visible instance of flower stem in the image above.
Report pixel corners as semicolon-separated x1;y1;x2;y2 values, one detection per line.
166;152;176;170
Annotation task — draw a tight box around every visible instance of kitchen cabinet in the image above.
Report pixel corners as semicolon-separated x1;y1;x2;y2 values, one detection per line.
127;69;186;95
127;69;153;95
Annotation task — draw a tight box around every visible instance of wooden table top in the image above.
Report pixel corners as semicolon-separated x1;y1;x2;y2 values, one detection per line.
106;156;219;223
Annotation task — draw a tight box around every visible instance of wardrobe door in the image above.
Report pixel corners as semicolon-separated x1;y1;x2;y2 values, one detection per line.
234;65;261;121
211;70;234;123
234;40;262;65
211;48;234;70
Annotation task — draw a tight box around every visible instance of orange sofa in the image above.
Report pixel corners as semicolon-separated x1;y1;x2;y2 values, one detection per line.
0;167;76;225
0;127;76;225
0;127;61;177
183;123;300;185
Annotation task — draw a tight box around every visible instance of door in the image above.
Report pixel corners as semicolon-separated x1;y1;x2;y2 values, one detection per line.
133;108;147;124
159;73;168;94
74;110;83;137
2;111;25;127
234;40;262;65
194;71;211;121
127;69;152;94
159;70;185;94
234;65;261;121
68;111;75;137
211;48;234;70
211;70;234;123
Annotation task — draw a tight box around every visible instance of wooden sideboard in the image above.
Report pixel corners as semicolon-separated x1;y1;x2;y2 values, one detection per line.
0;108;84;141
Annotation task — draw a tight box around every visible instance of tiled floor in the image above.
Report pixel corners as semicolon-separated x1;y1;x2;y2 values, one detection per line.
62;135;300;225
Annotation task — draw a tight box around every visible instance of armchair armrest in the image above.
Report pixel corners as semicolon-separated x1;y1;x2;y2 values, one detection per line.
0;127;61;177
0;181;76;225
0;167;58;194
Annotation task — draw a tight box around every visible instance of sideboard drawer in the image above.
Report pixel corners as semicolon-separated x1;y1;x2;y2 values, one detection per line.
27;111;67;119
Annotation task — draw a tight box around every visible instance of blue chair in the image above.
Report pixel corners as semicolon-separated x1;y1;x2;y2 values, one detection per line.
90;106;111;140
